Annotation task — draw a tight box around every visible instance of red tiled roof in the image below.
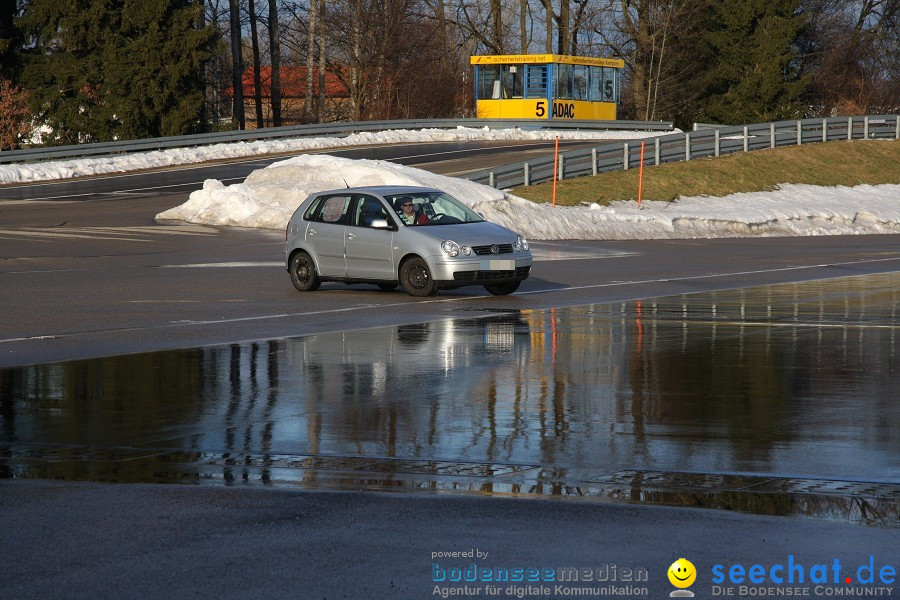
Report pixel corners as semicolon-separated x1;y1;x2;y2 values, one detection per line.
225;66;349;98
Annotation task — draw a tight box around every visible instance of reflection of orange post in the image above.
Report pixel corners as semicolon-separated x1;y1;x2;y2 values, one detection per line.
635;301;643;354
552;136;559;207
637;140;646;209
550;308;558;362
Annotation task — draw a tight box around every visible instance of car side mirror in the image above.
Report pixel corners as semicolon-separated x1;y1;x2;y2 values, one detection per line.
370;219;390;229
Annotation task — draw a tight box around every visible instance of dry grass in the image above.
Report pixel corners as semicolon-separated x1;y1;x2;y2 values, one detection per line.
510;139;900;206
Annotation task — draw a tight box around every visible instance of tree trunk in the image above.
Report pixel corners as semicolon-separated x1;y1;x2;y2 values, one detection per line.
434;0;449;68
557;0;570;54
248;0;264;128
317;0;326;121
621;0;651;121
228;0;245;129
304;0;317;122
349;0;363;120
268;0;282;127
490;0;503;53
520;0;528;53
541;0;554;52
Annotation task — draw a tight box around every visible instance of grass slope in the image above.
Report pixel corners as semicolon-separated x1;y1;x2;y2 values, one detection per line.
510;139;900;206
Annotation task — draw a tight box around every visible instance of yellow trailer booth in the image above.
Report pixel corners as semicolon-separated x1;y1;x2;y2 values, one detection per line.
470;54;624;120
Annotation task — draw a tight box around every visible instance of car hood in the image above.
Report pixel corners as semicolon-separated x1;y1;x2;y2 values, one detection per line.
408;222;523;245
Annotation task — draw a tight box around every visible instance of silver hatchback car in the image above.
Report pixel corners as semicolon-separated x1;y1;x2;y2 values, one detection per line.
284;185;532;296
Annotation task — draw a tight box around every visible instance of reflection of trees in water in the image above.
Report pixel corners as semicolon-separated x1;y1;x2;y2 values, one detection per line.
0;341;288;483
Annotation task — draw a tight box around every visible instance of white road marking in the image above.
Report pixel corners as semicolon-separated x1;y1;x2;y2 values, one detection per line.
0;224;218;242
163;261;282;268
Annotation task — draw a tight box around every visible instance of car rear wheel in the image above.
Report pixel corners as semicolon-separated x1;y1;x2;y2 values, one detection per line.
399;257;437;297
483;281;520;296
290;251;321;291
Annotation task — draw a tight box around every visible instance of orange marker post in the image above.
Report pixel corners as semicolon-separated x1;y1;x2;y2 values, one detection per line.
552;136;559;207
637;140;646;210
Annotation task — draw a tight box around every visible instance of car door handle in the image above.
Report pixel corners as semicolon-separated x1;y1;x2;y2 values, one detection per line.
346;232;356;239
308;228;317;236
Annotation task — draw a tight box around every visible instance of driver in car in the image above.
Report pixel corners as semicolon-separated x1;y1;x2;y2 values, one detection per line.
397;196;428;225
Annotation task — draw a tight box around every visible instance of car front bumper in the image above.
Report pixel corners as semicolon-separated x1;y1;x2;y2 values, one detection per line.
430;256;533;285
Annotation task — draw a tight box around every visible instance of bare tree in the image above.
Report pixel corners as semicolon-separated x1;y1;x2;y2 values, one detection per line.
268;0;282;126
248;0;264;127
229;0;245;128
317;0;326;120
802;0;899;114
458;0;507;53
304;0;318;121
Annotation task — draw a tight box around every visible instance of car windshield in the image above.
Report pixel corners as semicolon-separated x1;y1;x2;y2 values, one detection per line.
386;192;485;226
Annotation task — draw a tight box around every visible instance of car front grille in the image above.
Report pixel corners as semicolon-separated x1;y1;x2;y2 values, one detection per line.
453;266;531;282
472;244;513;255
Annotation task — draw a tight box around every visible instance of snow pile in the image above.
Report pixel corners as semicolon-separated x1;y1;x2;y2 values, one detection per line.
156;153;900;240
0;126;669;184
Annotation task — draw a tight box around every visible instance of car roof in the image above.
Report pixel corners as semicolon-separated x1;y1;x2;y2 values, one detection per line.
312;185;442;197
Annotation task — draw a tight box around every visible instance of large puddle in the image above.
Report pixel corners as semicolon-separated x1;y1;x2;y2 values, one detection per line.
2;273;898;525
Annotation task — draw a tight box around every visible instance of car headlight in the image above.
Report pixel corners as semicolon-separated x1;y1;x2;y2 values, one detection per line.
514;235;529;251
441;240;460;257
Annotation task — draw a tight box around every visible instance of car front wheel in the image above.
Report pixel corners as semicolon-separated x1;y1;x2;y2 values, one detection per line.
399;257;437;297
290;250;321;291
484;281;520;296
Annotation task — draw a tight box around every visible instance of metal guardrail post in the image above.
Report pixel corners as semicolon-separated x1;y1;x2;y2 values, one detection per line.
770;123;776;148
848;117;853;140
796;121;802;145
743;127;749;152
488;171;495;187
523;162;530;186
685;133;691;161
896;116;900;139
715;130;721;157
864;116;869;139
623;143;630;170
591;149;598;176
655;138;661;165
822;119;828;142
558;155;565;180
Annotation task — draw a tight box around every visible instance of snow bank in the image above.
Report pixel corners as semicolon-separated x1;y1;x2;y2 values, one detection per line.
156;153;900;240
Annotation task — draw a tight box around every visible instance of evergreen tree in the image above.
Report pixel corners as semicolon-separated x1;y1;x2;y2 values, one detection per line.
698;0;808;124
19;0;219;144
0;0;18;78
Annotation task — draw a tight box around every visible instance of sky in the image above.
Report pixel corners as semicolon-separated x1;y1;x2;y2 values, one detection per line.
3;126;898;240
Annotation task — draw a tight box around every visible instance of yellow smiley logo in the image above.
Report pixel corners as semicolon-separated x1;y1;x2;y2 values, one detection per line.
668;558;697;588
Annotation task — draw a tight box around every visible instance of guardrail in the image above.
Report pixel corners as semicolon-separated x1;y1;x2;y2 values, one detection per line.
0;118;673;165
462;115;899;189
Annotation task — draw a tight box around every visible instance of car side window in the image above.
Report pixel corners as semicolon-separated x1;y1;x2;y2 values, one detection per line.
314;195;352;224
351;195;390;228
303;196;325;221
